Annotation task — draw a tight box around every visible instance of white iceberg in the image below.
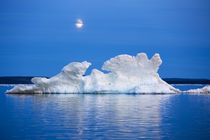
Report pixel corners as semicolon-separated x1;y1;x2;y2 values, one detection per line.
6;53;180;94
184;85;210;94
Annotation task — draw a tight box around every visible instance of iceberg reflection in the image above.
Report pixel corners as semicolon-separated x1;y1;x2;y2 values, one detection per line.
8;94;172;139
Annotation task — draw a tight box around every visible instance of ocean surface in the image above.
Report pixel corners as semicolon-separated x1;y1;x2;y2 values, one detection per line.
0;85;210;139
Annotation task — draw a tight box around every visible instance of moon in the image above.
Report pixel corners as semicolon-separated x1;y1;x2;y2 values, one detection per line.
75;19;83;29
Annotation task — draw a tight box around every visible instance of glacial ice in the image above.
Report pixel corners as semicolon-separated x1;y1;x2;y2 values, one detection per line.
184;85;210;94
6;53;180;94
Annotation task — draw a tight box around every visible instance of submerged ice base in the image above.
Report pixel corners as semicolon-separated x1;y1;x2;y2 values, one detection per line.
7;53;180;94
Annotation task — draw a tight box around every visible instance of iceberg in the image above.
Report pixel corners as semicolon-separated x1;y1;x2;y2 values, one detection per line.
184;85;210;94
6;53;180;94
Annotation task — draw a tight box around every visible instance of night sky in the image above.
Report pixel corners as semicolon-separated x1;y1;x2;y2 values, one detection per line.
0;0;210;78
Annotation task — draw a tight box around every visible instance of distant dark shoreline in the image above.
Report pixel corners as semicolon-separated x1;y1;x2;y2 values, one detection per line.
0;76;46;84
163;78;210;84
0;76;210;85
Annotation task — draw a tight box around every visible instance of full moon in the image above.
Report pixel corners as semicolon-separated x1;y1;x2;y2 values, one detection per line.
75;19;83;29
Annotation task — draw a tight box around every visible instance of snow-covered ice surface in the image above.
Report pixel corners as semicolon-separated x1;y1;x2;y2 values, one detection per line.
6;53;181;94
184;85;210;94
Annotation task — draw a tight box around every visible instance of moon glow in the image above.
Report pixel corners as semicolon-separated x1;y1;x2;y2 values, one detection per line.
75;19;83;28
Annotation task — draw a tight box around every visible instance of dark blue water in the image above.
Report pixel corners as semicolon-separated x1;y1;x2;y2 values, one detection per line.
0;85;210;139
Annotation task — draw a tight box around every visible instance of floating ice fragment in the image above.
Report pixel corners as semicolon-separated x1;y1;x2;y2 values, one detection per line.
184;85;210;94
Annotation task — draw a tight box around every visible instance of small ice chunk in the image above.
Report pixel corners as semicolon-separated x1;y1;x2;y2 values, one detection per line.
184;85;210;94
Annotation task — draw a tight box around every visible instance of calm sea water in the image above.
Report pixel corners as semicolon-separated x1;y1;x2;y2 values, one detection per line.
0;85;210;139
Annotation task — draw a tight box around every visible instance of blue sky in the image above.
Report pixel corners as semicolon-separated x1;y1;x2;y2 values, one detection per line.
0;0;210;78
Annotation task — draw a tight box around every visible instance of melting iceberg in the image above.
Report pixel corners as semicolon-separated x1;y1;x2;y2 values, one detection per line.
6;53;180;94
